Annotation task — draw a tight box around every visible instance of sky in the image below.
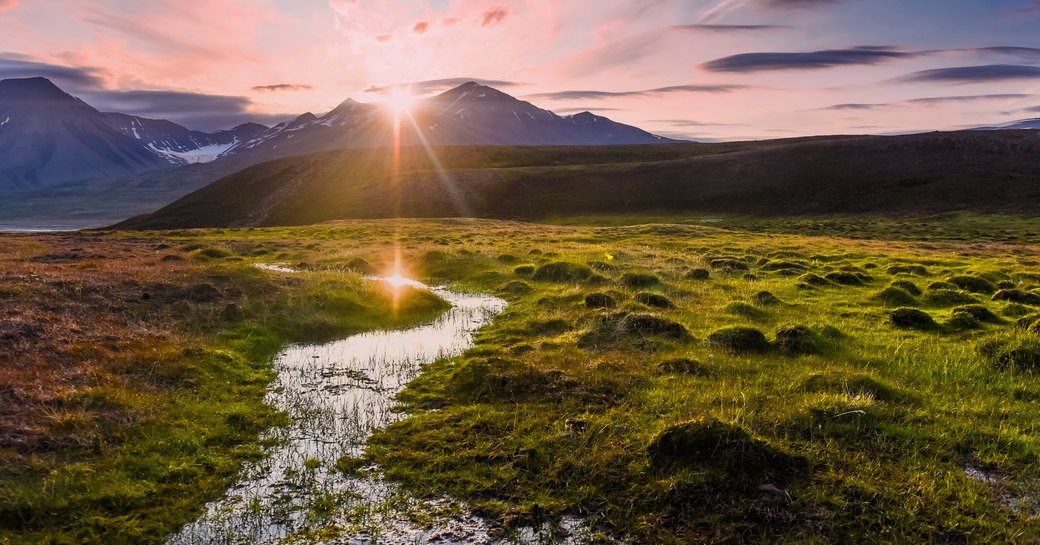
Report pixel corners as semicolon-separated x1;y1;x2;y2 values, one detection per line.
2;0;1040;139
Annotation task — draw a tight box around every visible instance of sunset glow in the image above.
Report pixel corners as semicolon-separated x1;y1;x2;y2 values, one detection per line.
2;1;1039;139
381;87;418;116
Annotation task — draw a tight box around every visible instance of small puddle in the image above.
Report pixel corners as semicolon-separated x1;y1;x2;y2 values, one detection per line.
167;272;589;544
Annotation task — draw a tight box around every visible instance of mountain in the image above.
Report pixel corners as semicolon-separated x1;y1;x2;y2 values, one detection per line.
102;113;267;164
0;77;675;216
222;82;677;161
977;118;1040;131
0;77;170;189
113;130;1040;230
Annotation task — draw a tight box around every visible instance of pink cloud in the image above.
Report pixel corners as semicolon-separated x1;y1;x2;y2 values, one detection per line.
413;21;429;33
481;5;508;26
0;0;19;14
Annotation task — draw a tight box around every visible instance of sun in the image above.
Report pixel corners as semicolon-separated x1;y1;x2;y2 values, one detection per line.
383;88;417;115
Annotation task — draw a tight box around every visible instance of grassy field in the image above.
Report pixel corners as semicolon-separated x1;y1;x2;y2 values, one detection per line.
0;232;448;544
3;216;1040;543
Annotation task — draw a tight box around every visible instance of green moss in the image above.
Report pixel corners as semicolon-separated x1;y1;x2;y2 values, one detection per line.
706;326;770;354
531;262;593;283
890;307;939;331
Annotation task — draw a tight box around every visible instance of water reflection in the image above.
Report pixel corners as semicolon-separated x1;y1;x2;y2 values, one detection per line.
166;279;518;544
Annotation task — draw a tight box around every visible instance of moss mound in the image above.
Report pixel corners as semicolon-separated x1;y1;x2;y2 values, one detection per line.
346;257;374;274
825;271;869;286
773;325;825;355
890;308;939;331
890;280;922;297
620;272;661;289
761;260;809;273
513;264;535;277
707;327;771;354
709;258;749;272
635;292;675;309
621;314;691;339
993;289;1040;306
529;318;571;336
577;312;692;349
752;291;783;306
874;287;919;307
952;305;1002;324
194;247;231;259
946;311;982;331
888;265;930;276
799;273;832;287
647;418;806;481
685;268;710;281
584;292;618;309
501;281;533;296
532;262;593;283
1003;303;1033;318
947;275;997;294
923;289;979;307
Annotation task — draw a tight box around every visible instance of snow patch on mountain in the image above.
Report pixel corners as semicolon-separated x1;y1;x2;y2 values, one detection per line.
148;141;239;164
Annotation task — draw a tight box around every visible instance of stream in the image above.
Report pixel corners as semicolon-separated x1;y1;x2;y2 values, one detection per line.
165;274;588;544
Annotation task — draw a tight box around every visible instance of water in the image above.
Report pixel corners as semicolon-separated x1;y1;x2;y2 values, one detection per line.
166;277;586;544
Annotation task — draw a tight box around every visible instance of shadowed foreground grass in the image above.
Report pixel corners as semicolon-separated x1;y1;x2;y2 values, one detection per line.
4;217;1040;543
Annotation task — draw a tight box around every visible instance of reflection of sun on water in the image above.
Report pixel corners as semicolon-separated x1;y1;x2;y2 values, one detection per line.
385;273;409;287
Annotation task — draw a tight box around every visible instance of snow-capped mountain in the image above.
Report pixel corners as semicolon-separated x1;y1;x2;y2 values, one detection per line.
103;113;267;165
221;82;677;161
0;77;677;192
0;77;169;189
414;82;670;146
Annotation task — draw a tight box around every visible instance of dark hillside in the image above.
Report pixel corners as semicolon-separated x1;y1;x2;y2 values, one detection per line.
114;130;1040;230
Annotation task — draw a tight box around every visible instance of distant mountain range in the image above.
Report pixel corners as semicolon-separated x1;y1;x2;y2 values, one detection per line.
115;130;1040;230
0;77;675;193
976;118;1040;131
225;82;675;161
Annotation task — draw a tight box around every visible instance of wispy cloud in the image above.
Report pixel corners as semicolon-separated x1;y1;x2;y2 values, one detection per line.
0;54;107;89
702;45;1040;73
760;0;840;9
822;94;1033;111
0;0;18;14
364;77;525;96
252;83;312;92
528;84;745;101
673;23;787;32
554;107;626;114
93;89;289;130
697;0;839;23
651;119;744;127
481;6;508;27
1012;1;1040;15
900;64;1040;84
703;46;914;72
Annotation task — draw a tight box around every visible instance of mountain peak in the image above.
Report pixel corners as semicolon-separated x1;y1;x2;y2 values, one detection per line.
0;76;72;101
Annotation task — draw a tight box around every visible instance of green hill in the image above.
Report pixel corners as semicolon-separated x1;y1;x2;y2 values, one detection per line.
114;130;1040;230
